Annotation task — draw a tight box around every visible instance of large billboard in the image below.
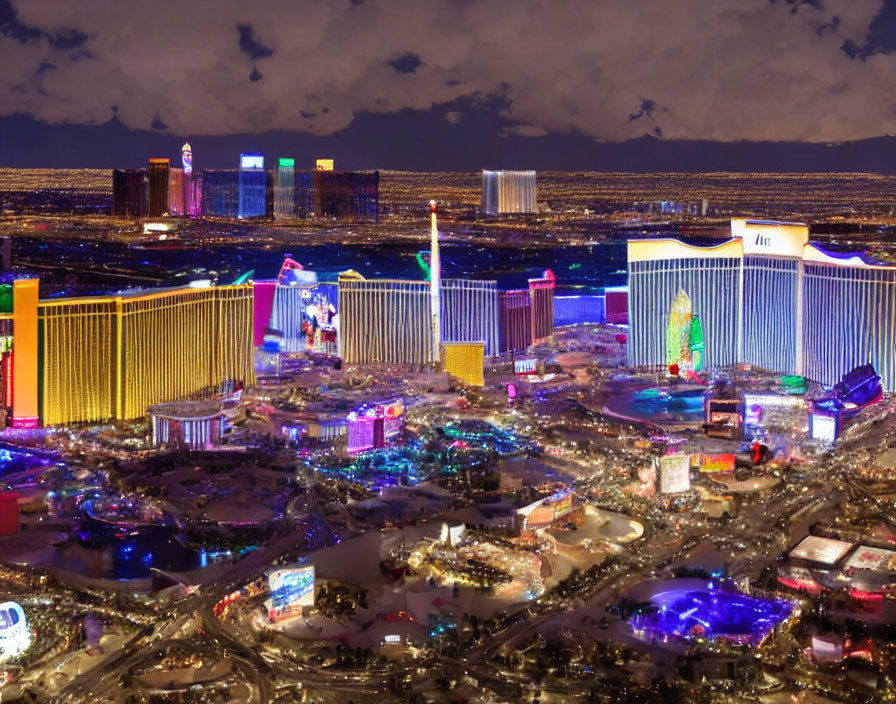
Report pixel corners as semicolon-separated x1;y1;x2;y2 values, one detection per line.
844;545;896;573
658;454;690;494
699;453;735;472
267;565;315;622
550;490;573;520
441;523;466;547
514;358;537;376
743;393;804;434
810;413;838;443
517;489;575;529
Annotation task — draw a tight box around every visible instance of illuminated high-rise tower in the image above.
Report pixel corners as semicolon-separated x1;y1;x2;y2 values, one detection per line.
181;142;194;216
482;170;537;215
430;200;441;361
112;169;148;216
182;142;193;175
274;158;296;220
238;153;266;219
148;158;170;216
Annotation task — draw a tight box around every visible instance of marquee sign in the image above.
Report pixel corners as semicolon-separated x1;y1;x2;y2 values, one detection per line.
733;219;808;259
514;359;537;375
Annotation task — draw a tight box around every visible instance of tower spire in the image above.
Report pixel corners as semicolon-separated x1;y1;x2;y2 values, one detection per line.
430;200;441;364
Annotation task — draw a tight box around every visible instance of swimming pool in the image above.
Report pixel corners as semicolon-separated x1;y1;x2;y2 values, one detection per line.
0;445;54;476
629;587;792;645
605;386;706;425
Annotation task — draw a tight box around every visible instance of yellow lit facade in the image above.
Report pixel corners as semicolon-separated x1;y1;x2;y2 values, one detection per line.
442;342;485;387
12;279;39;427
38;284;254;425
39;298;116;425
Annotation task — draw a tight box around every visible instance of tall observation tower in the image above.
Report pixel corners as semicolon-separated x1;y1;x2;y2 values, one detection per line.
429;200;441;363
182;142;194;215
181;142;193;175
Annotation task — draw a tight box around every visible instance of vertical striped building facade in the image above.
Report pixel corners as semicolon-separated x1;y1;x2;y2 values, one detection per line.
269;283;309;352
39;296;117;425
801;259;896;389
627;239;741;370
238;153;266;219
742;255;800;374
202;170;240;218
553;295;606;327
37;285;254;426
274;158;296;220
148;158;170;217
439;279;500;357
328;270;553;366
482;170;537;215
530;272;556;343
498;289;532;354
628;219;896;391
112;169;148;217
338;277;435;365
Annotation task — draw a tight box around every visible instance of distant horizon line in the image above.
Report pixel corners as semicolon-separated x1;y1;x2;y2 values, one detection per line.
5;167;896;177
4;111;896;173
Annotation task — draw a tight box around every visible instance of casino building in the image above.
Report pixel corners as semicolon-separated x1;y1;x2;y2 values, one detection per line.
482;170;537;215
628;219;896;391
113;151;377;221
5;279;254;427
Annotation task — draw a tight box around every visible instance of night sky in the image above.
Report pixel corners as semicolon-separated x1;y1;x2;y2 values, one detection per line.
3;0;896;171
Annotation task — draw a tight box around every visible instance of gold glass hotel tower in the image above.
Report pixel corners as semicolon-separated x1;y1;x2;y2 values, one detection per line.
38;284;254;426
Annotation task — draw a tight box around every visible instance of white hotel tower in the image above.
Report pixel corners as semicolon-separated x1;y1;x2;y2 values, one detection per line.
482;170;537;215
627;219;896;391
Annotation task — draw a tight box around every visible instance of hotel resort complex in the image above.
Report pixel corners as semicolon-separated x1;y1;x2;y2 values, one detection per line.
6;176;896;703
628;218;896;391
7;280;255;427
6;217;896;432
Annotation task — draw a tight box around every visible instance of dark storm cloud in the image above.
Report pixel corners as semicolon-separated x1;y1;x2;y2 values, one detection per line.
629;100;665;138
1;0;895;143
1;0;47;43
388;52;423;74
629;100;656;122
0;0;86;48
236;23;274;61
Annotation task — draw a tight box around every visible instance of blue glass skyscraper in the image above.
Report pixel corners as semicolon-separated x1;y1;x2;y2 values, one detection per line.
238;153;266;219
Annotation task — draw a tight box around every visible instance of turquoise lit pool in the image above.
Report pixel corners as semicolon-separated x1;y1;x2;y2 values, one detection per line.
606;386;706;425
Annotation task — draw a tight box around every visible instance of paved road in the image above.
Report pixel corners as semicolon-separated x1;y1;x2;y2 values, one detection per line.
446;474;847;698
53;443;859;702
57;510;335;703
